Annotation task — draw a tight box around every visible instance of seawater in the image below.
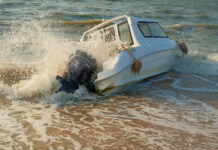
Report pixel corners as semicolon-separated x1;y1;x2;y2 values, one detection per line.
0;0;218;149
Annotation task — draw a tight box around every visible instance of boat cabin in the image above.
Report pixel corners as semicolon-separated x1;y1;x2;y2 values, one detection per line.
81;15;168;48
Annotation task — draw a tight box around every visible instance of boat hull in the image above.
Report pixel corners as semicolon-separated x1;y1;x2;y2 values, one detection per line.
95;48;177;94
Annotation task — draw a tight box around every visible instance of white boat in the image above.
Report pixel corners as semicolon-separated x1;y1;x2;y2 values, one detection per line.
80;15;184;94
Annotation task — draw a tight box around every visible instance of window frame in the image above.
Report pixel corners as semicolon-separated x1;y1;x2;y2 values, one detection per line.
137;21;168;38
117;20;134;45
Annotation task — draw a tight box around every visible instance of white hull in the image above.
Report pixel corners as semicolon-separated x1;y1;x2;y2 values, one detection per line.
95;48;177;94
81;15;181;95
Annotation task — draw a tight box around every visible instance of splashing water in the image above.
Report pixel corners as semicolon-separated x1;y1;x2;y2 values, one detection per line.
0;21;77;100
0;21;123;102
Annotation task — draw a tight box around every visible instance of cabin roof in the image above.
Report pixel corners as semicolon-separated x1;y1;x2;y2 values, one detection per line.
127;15;158;23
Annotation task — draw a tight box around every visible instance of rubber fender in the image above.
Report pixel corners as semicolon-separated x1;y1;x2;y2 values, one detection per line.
177;41;188;54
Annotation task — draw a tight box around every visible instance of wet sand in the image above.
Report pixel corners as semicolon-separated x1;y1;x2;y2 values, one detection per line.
0;90;217;149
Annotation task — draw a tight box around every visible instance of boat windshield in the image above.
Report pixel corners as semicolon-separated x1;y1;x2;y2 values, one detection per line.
118;20;133;45
138;22;167;38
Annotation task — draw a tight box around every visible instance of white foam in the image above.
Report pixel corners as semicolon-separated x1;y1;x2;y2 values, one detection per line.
47;85;98;105
0;82;12;97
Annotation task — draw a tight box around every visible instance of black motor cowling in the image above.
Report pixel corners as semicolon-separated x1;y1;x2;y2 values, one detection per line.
56;50;97;94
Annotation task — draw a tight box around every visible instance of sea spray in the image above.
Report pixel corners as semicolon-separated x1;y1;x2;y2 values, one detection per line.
0;21;78;100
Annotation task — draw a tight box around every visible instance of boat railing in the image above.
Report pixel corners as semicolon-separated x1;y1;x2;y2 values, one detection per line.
81;15;128;40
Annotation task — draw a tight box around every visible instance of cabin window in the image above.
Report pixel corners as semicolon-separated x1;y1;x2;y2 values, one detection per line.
138;22;167;38
137;23;151;37
118;21;133;45
105;27;116;42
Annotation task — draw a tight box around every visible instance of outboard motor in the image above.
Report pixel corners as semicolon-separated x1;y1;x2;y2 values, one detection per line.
56;50;97;94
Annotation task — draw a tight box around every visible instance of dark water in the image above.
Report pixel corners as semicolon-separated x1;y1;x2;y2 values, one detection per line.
0;0;218;149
